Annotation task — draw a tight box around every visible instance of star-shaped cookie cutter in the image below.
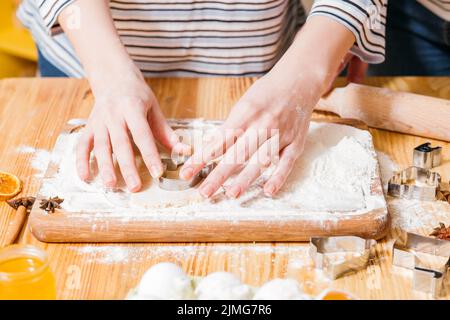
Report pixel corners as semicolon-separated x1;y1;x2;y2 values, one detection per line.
387;166;441;201
309;236;377;279
392;232;450;297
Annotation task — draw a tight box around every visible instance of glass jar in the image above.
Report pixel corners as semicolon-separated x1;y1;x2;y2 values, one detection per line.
0;245;56;300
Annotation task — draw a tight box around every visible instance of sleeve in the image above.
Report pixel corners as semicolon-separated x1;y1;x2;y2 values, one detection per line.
308;0;388;64
36;0;76;34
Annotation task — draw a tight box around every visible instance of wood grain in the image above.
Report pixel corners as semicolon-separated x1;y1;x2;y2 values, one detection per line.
28;118;388;243
0;77;449;300
317;83;450;141
1;205;27;247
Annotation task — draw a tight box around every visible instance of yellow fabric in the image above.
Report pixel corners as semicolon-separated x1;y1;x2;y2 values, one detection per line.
0;0;37;78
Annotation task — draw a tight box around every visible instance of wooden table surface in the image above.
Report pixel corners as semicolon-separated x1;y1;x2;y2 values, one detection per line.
0;77;449;300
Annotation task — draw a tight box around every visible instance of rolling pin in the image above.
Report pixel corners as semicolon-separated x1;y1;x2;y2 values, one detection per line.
316;83;450;141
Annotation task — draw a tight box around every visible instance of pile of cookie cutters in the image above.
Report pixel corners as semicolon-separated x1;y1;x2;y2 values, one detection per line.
386;142;449;296
309;236;377;279
388;142;442;201
308;233;450;297
157;119;222;191
392;231;450;297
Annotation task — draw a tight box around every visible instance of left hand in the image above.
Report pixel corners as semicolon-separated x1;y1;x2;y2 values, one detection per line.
179;74;313;199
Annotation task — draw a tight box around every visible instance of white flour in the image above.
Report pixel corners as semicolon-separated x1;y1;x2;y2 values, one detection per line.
18;119;450;230
77;246;131;264
388;199;450;231
66;118;86;126
376;151;399;192
375;151;450;231
36;120;385;219
16;145;51;178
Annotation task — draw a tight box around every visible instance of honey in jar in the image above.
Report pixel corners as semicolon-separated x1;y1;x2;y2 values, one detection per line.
0;245;56;300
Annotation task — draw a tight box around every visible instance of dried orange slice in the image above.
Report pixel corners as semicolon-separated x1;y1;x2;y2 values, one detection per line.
0;171;22;201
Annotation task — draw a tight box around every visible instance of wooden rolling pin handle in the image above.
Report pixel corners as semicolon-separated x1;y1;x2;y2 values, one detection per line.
316;83;450;142
317;87;345;114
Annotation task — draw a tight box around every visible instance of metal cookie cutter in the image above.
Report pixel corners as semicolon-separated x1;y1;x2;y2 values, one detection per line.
387;166;441;201
309;236;376;279
158;156;217;191
392;232;450;297
413;143;442;169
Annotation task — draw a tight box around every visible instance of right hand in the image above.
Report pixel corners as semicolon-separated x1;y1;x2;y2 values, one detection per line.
76;68;190;192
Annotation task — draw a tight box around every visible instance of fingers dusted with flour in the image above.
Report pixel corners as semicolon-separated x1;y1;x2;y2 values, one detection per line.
148;102;192;157
107;117;142;192
263;141;302;197
92;125;116;187
180;126;240;182
125;102;164;179
197;127;263;198
76;129;94;181
226;135;279;199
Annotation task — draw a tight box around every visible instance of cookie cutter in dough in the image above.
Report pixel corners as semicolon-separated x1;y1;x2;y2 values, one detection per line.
158;156;217;191
387;166;441;201
413;142;442;170
309;236;376;279
157;119;222;191
392;232;450;297
167;118;224;130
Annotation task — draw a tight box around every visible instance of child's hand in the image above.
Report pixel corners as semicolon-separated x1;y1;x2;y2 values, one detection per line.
180;73;313;198
76;69;189;192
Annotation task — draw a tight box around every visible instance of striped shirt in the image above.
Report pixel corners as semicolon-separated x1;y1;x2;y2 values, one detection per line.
17;0;450;78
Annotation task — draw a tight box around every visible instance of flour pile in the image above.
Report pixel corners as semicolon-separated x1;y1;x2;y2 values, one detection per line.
37;120;384;218
277;135;377;211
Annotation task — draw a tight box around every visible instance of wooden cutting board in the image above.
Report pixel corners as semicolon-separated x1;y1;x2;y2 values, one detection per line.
29;118;389;243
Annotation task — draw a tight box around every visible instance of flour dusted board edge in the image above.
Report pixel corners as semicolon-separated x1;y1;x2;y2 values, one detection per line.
28;119;389;243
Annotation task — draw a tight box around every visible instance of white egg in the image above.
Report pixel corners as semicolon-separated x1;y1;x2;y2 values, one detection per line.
137;262;194;299
253;279;311;300
195;272;252;300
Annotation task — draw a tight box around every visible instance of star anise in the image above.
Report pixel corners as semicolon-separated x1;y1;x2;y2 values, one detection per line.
429;222;450;241
39;196;64;213
7;196;35;210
